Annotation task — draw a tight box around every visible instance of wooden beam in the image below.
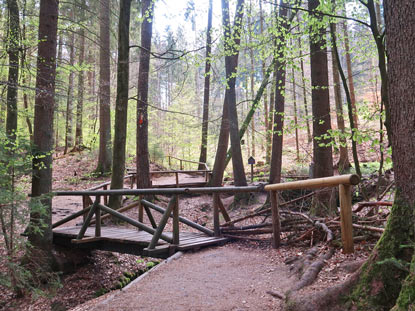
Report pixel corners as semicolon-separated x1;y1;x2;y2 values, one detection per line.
138;195;144;229
217;196;231;222
90;200;141;224
97;203;173;244
144;205;157;228
270;190;281;248
77;203;97;240
213;194;221;237
148;196;177;249
339;184;354;253
95;197;101;237
71;237;102;244
52;205;92;228
141;199;214;236
264;174;360;191
173;195;180;244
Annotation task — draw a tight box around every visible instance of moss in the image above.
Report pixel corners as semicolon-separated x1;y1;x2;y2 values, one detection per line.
391;255;415;311
347;192;415;310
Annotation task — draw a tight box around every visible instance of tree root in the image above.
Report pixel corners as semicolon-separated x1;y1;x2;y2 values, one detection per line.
284;269;361;311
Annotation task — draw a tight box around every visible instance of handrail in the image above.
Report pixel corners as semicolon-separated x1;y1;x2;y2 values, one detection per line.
167;155;209;171
265;174;360;191
265;174;360;254
54;185;261;196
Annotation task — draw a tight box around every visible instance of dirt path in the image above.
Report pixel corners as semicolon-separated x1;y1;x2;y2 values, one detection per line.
72;245;292;311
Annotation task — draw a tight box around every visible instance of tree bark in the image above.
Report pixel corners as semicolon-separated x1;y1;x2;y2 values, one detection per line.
347;2;415;309
330;21;350;173
308;0;334;215
209;0;245;187
73;0;86;151
29;0;59;261
5;0;20;142
330;22;361;177
96;0;112;174
109;0;131;210
136;0;154;190
222;0;247;188
64;10;75;155
198;0;213;170
269;0;290;185
342;9;359;129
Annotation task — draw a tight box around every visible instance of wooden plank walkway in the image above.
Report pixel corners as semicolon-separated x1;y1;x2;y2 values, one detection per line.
53;226;228;258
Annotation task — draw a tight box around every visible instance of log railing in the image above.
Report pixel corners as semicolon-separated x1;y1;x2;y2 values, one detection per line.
264;174;360;254
53;186;258;250
127;156;211;188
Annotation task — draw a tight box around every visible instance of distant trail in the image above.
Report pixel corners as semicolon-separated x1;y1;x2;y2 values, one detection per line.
71;245;292;311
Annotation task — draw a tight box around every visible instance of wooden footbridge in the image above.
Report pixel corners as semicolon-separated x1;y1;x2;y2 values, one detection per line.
52;174;360;258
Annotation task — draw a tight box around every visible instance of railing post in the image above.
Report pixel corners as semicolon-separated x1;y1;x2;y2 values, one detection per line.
138;195;144;230
95;196;101;237
270;190;281;248
173;195;180;244
168;155;171;167
175;172;179;188
339;184;354;254
213;194;221;237
180;160;183;170
103;185;108;206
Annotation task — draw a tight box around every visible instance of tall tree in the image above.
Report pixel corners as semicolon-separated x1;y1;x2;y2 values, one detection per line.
209;0;245;187
346;2;415;309
5;0;20;142
64;14;75;155
342;7;359;129
308;0;334;214
269;0;291;185
73;0;86;151
29;0;59;262
136;0;154;190
197;0;213;170
63;22;75;154
96;0;112;174
109;0;131;210
330;20;350;172
222;0;247;188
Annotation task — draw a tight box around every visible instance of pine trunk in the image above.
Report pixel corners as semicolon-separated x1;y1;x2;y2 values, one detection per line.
29;0;59;260
109;0;131;209
96;0;112;174
136;0;154;190
309;0;334;215
197;0;213;170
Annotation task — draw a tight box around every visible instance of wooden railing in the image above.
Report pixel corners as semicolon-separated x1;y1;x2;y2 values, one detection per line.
265;174;360;254
167;155;209;171
53;186;259;251
127;156;211;188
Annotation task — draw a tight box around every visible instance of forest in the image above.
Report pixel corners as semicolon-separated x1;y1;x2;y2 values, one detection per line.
0;0;414;310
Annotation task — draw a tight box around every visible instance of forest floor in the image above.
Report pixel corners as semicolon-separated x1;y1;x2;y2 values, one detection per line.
0;150;388;311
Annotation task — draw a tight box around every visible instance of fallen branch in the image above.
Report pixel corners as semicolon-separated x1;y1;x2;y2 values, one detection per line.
329;221;385;233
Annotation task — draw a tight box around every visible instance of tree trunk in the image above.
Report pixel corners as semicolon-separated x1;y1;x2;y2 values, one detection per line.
346;3;415;309
73;0;86;151
197;0;213;170
297;18;312;144
5;0;20;142
29;0;59;263
222;0;247;188
21;0;32;142
136;0;154;190
109;0;131;210
224;59;274;168
64;12;75;155
308;0;334;215
96;0;112;174
259;0;270;164
330;21;350;173
269;0;290;185
209;0;245;187
248;0;255;158
342;6;359;129
330;22;361;177
291;64;299;161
